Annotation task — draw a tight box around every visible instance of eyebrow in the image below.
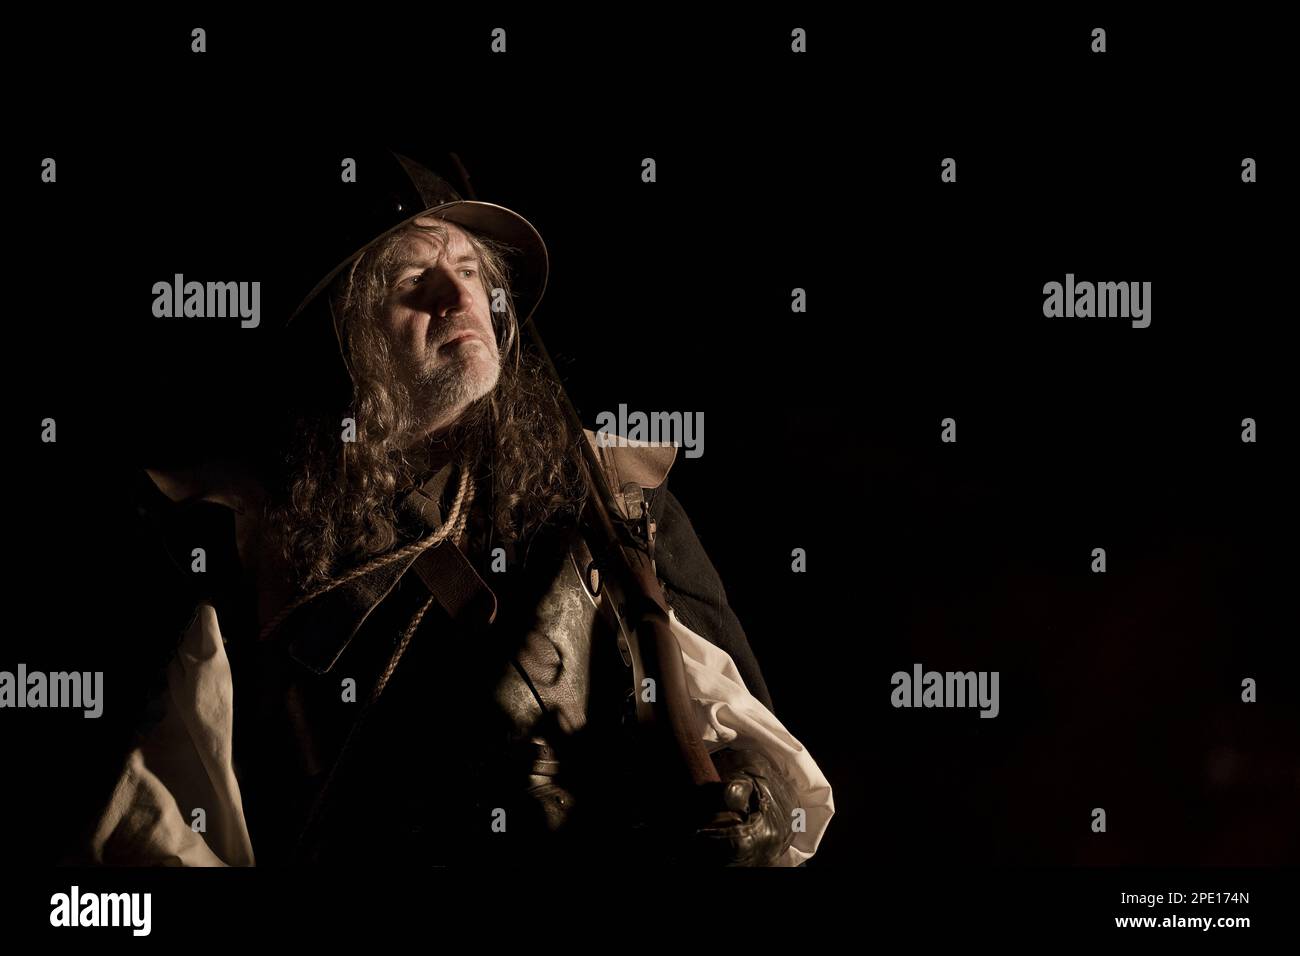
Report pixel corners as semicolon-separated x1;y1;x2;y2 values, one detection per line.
394;252;481;270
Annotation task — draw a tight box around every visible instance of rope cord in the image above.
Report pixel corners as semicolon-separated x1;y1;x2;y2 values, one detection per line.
259;461;474;641
291;460;478;860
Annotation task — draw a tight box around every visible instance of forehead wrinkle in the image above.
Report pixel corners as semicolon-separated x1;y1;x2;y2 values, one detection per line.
393;227;481;271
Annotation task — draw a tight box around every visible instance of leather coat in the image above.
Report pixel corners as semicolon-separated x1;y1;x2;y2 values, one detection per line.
141;433;784;865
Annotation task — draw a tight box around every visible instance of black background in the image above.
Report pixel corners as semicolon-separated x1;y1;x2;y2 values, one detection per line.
5;7;1295;937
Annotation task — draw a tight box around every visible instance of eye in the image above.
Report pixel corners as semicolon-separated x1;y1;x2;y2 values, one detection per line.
460;268;477;279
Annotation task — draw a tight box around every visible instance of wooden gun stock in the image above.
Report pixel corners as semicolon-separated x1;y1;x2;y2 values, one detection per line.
522;323;721;799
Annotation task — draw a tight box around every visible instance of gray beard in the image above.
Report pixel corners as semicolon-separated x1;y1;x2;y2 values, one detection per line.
411;355;499;427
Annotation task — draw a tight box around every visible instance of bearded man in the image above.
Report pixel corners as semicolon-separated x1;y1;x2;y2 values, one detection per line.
85;151;833;867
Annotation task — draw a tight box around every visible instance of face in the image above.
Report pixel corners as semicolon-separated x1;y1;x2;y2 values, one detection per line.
380;218;501;437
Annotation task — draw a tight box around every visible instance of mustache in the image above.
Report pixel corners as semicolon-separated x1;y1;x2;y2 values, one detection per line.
426;314;484;342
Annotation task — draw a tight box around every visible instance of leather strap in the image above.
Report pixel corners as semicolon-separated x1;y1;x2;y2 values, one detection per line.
411;540;497;631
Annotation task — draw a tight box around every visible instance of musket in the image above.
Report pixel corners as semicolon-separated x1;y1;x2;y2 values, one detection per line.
527;326;723;797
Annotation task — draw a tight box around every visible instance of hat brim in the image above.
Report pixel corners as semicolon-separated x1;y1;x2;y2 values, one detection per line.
287;199;549;327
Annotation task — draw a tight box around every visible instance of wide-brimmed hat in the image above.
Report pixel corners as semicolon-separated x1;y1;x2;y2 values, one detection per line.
279;150;549;374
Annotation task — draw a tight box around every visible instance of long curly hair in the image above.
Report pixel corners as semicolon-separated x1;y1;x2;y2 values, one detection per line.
262;218;587;592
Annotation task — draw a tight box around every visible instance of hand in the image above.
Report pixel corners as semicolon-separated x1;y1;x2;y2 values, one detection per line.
688;747;799;866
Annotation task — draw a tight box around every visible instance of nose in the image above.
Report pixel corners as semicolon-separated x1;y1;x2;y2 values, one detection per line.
420;262;476;318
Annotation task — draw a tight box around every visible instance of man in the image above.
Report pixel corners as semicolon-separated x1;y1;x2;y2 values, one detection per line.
86;151;833;866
